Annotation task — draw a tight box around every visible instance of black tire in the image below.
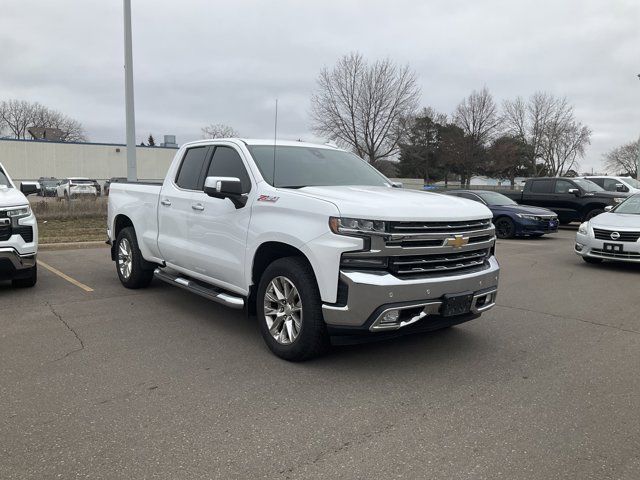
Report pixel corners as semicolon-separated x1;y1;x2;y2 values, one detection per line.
582;256;602;264
584;209;604;221
494;217;516;239
115;226;154;289
12;264;37;288
256;256;329;361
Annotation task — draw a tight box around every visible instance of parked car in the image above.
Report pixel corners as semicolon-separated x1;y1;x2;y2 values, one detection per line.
443;190;558;239
108;139;500;360
579;176;640;195
575;194;640;264
56;177;98;199
104;177;126;196
501;177;628;224
90;179;102;196
37;177;59;197
0;162;38;287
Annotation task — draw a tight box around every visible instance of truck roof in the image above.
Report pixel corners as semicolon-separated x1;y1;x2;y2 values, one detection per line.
181;138;341;150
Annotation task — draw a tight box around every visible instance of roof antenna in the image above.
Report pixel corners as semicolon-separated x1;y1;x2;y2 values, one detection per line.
272;98;278;187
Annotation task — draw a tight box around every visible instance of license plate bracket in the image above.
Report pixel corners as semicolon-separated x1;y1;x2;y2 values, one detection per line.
603;242;623;253
441;292;474;317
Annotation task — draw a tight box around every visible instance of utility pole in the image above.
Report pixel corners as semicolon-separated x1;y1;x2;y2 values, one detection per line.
123;0;137;181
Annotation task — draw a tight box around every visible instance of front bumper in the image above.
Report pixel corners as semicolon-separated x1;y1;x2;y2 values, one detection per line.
322;256;500;329
0;248;36;280
516;218;558;236
575;232;640;262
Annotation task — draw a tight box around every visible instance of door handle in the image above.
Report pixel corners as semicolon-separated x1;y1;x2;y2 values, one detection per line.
191;204;205;211
160;199;171;206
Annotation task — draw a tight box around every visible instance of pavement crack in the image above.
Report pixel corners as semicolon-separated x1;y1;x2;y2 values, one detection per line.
495;303;640;337
46;302;85;361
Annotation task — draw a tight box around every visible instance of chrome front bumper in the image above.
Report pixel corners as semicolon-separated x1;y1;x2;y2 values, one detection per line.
0;248;37;271
322;256;500;329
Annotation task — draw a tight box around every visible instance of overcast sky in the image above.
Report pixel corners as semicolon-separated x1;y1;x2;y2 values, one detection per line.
2;0;638;172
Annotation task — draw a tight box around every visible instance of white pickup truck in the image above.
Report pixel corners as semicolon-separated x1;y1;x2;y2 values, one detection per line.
108;139;500;360
0;162;39;287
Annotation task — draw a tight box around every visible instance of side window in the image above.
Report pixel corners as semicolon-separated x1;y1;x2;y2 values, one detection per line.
590;178;605;188
554;180;575;194
602;178;619;192
175;147;209;190
530;180;553;193
205;146;251;193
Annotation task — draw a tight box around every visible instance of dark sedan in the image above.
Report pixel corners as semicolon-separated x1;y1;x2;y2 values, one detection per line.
443;190;559;239
37;177;59;197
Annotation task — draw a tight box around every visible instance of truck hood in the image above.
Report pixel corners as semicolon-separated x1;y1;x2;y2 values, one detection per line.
591;212;640;229
288;186;492;221
0;186;29;207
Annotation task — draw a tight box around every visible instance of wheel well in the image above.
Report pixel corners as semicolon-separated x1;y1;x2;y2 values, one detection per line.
111;215;134;260
249;242;313;315
581;204;606;219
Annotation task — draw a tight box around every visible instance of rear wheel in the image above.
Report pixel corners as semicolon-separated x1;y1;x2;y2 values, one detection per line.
12;264;37;288
257;256;329;361
115;227;154;289
494;217;516;239
582;256;603;264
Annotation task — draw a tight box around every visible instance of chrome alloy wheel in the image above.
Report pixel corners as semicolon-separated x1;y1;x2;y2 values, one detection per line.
117;238;133;280
263;276;303;345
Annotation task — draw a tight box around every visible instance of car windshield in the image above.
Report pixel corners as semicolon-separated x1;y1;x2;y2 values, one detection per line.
622;177;640;189
41;180;58;187
573;178;604;192
71;180;93;185
476;191;517;206
613;194;640;215
248;145;390;188
0;169;12;188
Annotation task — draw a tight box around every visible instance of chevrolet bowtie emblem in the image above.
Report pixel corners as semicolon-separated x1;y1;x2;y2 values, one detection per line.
445;235;469;248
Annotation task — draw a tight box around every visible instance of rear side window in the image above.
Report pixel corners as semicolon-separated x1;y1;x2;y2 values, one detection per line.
589;178;605;188
554;180;575;194
602;178;620;192
530;180;553;193
176;147;209;190
205;146;251;193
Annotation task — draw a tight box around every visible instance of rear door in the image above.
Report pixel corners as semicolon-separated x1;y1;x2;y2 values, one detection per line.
157;145;211;269
522;179;554;209
551;179;581;220
188;144;254;292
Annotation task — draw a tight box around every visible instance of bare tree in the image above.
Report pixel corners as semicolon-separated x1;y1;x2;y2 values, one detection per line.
0;99;87;141
603;140;639;176
502;92;590;176
310;52;420;166
454;86;500;145
201;123;239;139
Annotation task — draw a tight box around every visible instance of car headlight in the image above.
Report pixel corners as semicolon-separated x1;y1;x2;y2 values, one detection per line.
613;197;625;204
578;222;589;235
6;205;31;219
516;213;541;221
329;217;387;235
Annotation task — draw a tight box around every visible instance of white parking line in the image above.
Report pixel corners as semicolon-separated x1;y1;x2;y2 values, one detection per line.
37;260;94;292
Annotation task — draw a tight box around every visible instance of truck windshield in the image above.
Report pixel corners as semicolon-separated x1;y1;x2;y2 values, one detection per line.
622;177;640;189
572;178;604;192
476;191;517;206
248;145;390;188
0;169;12;188
613;194;640;214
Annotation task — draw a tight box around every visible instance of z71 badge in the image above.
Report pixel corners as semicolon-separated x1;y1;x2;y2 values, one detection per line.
257;195;279;203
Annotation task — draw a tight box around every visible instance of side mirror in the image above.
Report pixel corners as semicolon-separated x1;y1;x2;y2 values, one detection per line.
567;188;580;196
203;176;246;208
391;182;403;188
20;181;40;196
615;183;628;192
604;205;614;212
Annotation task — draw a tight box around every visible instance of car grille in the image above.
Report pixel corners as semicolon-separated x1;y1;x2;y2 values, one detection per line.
389;219;492;234
389;248;491;277
14;226;34;243
593;228;640;242
590;248;640;260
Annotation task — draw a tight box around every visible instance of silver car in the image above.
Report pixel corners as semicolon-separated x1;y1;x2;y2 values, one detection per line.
575;194;640;264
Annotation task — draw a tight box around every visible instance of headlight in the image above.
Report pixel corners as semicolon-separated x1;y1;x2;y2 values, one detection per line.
6;205;31;219
329;217;386;235
613;197;625;204
578;222;589;235
516;213;541;221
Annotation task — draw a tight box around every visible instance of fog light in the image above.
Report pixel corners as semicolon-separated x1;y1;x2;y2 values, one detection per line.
575;243;583;252
381;310;400;324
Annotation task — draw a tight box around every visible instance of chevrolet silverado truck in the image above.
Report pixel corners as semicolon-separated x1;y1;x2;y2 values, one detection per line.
501;177;627;224
0;163;39;287
107;139;500;360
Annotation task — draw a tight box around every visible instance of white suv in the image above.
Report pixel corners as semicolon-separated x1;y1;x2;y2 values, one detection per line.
581;176;640;195
0;163;38;287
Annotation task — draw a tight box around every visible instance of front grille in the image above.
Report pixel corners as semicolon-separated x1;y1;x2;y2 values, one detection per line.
591;248;640;259
389;248;491;277
14;226;34;243
389;219;492;234
593;228;640;242
0;224;10;241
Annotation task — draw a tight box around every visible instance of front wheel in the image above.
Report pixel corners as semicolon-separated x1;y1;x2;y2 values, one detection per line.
257;257;329;361
115;227;154;289
494;217;516;239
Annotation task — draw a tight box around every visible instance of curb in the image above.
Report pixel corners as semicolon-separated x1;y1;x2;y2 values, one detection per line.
39;241;109;251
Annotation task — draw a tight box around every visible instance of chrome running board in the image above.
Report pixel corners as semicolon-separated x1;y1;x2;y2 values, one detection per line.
154;268;244;309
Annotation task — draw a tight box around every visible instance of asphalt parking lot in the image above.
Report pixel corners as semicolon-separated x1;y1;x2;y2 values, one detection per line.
1;228;639;480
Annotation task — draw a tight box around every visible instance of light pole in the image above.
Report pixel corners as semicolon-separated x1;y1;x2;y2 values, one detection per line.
123;0;137;181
